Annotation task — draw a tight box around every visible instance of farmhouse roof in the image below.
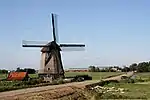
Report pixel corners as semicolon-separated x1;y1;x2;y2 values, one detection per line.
7;72;29;81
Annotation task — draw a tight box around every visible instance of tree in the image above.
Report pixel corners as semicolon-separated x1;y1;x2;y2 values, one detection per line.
89;66;96;72
0;69;8;74
16;67;24;72
95;67;100;72
121;66;130;72
15;67;36;74
24;68;36;74
129;63;137;71
137;62;150;72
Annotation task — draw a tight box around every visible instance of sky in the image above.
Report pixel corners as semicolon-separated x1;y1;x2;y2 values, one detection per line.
0;0;150;70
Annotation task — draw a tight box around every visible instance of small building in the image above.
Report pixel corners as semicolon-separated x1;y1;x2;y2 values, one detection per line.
7;72;29;81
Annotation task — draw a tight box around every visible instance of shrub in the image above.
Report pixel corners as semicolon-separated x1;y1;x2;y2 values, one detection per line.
75;75;92;80
128;79;135;83
57;78;64;84
135;78;145;82
91;89;147;99
100;93;132;99
76;77;84;82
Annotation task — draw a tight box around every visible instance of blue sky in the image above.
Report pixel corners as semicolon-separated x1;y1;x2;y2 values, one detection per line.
0;0;150;70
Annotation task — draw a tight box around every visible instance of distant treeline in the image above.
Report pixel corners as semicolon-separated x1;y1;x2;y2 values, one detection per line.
0;67;36;74
15;67;36;74
1;61;150;74
0;69;8;74
89;61;150;72
88;66;122;72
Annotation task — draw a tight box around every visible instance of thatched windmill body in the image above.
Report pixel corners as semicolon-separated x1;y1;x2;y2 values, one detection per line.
22;13;85;80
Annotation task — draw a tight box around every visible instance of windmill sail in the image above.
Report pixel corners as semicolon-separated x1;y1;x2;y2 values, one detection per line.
60;44;85;47
60;43;85;51
61;47;85;51
22;40;49;47
52;13;59;43
54;14;59;43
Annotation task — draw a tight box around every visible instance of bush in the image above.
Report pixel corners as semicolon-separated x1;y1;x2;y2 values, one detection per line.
57;78;64;84
91;90;147;99
100;93;130;99
76;77;84;82
74;75;92;81
128;79;135;83
135;78;145;82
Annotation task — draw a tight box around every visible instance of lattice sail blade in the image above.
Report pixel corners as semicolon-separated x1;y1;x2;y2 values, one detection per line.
52;13;59;43
54;14;59;43
22;40;49;47
61;47;85;51
60;44;85;47
60;43;85;51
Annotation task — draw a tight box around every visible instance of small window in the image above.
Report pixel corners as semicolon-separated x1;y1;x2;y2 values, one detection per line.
48;68;50;70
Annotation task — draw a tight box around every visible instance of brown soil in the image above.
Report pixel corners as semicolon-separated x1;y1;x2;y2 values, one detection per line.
2;86;90;100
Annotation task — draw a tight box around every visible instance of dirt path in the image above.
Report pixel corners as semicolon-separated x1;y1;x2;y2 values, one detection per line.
102;71;134;81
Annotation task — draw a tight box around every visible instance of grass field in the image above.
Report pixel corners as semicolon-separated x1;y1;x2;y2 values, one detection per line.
0;72;123;80
100;72;150;99
105;83;150;99
0;72;123;92
0;74;7;79
135;72;150;80
65;72;123;80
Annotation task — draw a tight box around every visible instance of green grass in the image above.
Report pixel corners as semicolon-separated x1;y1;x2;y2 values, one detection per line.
29;74;38;78
135;72;150;81
97;72;150;99
0;78;68;92
0;72;123;80
65;72;123;80
105;83;150;99
0;74;7;80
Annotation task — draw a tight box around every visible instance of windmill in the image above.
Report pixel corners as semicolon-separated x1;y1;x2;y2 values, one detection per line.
22;13;85;80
